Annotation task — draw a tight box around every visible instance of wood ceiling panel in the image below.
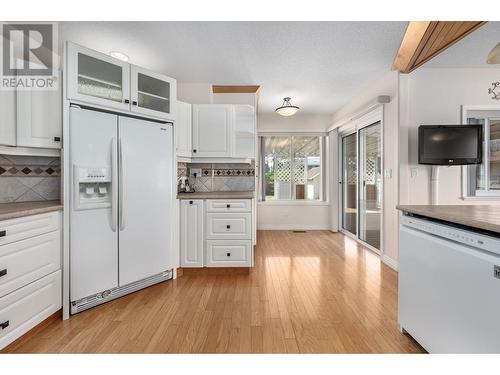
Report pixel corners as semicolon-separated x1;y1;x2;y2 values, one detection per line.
393;21;486;73
212;85;260;94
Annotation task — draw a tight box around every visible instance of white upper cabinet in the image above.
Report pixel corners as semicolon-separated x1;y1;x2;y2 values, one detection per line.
192;105;233;157
0;90;16;146
233;105;256;158
66;43;176;120
0;75;61;150
66;42;130;111
16;82;62;149
176;101;192;158
130;65;176;119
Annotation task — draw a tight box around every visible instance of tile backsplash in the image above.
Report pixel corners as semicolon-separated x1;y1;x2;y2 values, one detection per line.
177;162;255;192
0;155;61;203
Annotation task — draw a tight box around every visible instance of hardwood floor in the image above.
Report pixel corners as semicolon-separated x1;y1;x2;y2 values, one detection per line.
2;230;425;354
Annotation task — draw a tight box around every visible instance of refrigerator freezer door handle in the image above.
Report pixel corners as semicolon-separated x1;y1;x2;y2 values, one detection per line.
119;138;126;231
111;138;118;232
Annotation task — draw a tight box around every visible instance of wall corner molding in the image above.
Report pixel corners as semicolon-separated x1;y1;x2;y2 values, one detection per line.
381;254;398;272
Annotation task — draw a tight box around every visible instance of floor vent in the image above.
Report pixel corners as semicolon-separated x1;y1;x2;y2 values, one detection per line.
293;230;307;233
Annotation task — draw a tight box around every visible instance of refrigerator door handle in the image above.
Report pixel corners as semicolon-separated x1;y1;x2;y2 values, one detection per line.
111;138;118;232
119;138;126;231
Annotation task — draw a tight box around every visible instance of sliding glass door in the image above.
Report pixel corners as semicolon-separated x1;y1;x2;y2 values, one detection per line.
358;122;382;249
341;132;357;235
339;118;382;252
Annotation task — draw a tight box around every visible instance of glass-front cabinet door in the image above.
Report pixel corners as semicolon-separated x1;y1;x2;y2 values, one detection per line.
130;65;176;119
66;42;130;111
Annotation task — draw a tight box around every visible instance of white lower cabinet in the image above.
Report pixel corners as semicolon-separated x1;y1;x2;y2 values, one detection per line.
0;231;61;298
180;200;204;267
179;198;254;268
205;240;252;267
0;270;61;349
206;213;252;240
0;211;62;350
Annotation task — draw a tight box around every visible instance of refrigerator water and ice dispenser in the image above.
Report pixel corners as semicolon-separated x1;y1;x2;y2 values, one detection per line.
73;166;112;210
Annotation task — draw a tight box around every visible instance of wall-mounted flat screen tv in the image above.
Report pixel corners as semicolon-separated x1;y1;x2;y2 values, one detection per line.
418;125;483;165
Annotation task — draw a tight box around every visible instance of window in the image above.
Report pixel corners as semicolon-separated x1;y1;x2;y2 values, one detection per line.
260;135;324;201
465;110;500;197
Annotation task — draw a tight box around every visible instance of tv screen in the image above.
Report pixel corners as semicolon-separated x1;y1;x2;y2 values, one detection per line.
418;125;483;165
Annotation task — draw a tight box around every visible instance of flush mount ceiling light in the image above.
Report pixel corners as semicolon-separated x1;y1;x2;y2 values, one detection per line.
109;51;129;62
275;97;300;116
487;42;500;64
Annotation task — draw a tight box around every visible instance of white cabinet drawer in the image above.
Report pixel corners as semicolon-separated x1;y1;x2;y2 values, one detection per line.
206;199;251;212
0;270;61;350
205;240;252;267
0;212;59;247
206;213;252;240
0;231;61;298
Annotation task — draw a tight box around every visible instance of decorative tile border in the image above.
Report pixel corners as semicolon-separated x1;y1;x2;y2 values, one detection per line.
213;169;254;177
177;162;255;192
0;165;60;177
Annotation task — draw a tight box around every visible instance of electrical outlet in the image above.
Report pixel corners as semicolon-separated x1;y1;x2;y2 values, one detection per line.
410;167;418;178
190;168;201;177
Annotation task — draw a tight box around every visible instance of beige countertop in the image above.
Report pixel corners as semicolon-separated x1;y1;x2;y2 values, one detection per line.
397;205;500;234
177;191;255;200
0;201;63;221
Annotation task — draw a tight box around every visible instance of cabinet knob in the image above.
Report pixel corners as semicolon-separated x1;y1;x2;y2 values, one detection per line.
226;204;231;208
189;200;193;204
0;230;5;237
124;99;130;104
132;101;138;106
226;252;231;257
54;136;61;142
0;320;9;330
0;269;6;278
226;225;231;229
193;149;197;153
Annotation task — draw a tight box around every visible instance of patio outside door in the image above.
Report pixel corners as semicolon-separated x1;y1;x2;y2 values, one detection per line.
358;122;382;250
341;132;357;236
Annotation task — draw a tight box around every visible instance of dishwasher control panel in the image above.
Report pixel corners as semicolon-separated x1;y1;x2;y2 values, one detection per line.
401;214;500;256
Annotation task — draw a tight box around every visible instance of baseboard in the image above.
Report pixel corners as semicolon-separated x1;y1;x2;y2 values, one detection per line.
257;224;331;230
381;254;398;271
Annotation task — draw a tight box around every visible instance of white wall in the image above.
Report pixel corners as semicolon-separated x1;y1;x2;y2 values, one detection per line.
257;203;330;230
257;113;332;230
258;113;331;132
330;71;400;267
177;83;212;104
399;67;500;206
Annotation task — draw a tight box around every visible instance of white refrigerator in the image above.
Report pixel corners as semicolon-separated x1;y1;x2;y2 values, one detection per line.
69;106;174;314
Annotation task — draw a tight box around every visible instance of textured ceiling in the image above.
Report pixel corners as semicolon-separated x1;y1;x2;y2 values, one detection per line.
60;21;408;114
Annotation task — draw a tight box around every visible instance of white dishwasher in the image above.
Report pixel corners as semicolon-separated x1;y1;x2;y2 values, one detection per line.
399;214;500;353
